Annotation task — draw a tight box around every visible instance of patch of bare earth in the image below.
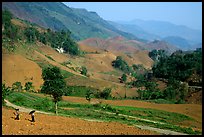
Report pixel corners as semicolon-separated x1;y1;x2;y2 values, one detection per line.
2;54;43;90
2;107;157;135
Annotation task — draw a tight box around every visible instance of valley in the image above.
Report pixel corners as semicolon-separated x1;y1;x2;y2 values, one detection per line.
2;2;202;135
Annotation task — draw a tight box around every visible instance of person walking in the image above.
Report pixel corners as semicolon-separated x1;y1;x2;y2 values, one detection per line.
14;109;20;120
29;110;35;122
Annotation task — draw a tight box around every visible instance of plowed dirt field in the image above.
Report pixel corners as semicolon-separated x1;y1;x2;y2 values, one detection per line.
2;107;157;135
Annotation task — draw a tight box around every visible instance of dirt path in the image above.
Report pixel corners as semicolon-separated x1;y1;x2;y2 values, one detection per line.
4;99;189;135
134;125;188;135
4;99;52;115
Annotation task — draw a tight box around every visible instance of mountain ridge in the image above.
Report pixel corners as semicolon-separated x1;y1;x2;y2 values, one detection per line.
2;2;140;41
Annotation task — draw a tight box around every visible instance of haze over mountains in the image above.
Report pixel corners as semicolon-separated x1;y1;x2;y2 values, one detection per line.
2;2;202;51
113;19;202;50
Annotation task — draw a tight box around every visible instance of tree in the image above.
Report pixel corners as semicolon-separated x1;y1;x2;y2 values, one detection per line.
81;66;88;76
2;9;18;41
100;88;112;99
12;82;23;92
2;83;12;105
41;66;66;115
2;9;13;26
24;27;39;43
112;56;131;74
24;82;34;92
85;89;93;102
121;74;127;83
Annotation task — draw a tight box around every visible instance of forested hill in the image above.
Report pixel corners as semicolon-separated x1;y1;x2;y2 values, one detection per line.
2;2;140;41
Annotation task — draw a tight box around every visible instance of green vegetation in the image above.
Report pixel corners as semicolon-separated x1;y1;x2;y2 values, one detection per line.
152;49;202;84
85;89;94;102
63;86;96;97
41;66;66;115
127;48;202;104
5;91;201;135
148;49;168;61
24;26;39;43
2;9;81;56
45;55;55;61
2;9;19;41
120;73;127;83
94;88;112;99
24;82;35;92
2;83;12;105
60;69;74;79
112;56;132;74
81;66;88;76
12;81;23;92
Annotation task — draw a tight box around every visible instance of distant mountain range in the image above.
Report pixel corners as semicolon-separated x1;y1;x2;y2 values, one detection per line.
2;2;201;51
115;19;202;50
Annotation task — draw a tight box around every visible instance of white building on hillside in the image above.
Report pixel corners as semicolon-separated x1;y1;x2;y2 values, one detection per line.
56;47;64;53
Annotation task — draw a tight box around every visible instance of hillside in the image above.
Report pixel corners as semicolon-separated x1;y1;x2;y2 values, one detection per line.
2;17;142;98
146;40;180;54
2;54;43;91
162;36;192;51
2;2;139;41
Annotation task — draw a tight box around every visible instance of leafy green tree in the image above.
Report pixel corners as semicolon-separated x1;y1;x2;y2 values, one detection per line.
2;9;13;26
3;23;18;40
38;32;47;45
100;88;112;99
112;56;131;74
149;49;168;61
2;10;19;41
2;83;12;105
121;73;127;83
152;49;202;83
85;89;93;102
12;82;23;92
24;27;39;43
41;66;66;115
24;82;34;92
81;66;87;76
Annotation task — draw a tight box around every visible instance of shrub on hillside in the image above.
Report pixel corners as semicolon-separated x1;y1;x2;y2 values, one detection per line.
2;83;12;104
12;82;23;92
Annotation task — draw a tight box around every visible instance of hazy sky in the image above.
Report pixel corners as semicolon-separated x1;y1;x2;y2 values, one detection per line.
63;2;202;31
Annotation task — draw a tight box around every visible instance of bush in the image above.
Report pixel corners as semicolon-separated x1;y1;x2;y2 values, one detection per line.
81;66;87;76
85;89;93;102
12;82;23;92
2;83;12;104
24;82;35;92
112;56;131;74
96;88;112;99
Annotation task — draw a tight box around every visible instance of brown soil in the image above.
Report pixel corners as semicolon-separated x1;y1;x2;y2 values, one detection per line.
2;53;43;90
185;90;202;104
37;43;69;63
2;107;156;135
